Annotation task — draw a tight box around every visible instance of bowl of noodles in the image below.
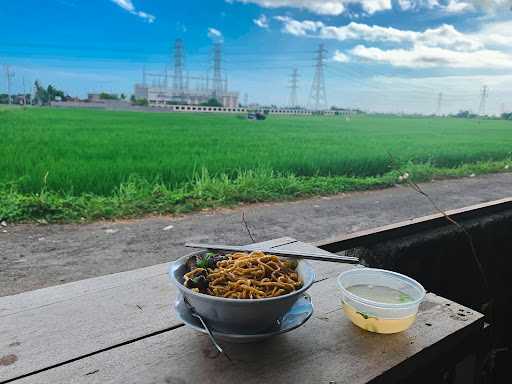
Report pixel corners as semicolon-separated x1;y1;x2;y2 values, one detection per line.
169;250;315;332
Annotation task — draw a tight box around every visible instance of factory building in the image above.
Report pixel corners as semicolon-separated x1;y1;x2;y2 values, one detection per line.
134;39;239;109
134;84;239;108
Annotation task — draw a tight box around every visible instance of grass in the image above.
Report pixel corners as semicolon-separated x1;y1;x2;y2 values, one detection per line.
1;106;511;222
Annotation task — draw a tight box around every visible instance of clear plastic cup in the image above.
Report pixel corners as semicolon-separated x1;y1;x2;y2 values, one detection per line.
337;268;426;334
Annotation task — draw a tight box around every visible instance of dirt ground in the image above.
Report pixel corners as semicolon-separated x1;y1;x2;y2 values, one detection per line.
1;172;511;297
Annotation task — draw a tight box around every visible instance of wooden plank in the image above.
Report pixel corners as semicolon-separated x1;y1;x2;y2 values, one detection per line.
0;263;169;317
0;271;178;383
315;197;512;252
0;239;350;382
0;239;291;318
14;280;483;384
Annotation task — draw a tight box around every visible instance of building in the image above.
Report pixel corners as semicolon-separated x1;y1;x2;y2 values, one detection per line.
133;84;239;108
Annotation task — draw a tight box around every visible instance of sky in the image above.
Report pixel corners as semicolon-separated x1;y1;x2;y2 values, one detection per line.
1;0;512;114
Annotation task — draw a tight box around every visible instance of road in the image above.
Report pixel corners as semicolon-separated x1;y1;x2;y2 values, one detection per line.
1;172;511;297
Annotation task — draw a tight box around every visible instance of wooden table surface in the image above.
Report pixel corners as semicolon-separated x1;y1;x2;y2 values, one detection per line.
0;238;484;384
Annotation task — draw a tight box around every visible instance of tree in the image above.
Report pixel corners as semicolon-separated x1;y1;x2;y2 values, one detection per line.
33;81;66;105
99;92;118;100
120;93;126;100
200;98;222;107
34;81;48;105
46;85;64;104
454;110;477;119
131;98;148;106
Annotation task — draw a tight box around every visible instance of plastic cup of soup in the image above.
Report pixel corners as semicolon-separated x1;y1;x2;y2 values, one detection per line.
337;268;426;334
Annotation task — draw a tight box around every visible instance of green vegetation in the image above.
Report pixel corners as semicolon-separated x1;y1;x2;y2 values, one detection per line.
1;107;511;222
33;81;66;105
130;96;148;106
99;92;119;100
200;98;223;107
501;112;512;121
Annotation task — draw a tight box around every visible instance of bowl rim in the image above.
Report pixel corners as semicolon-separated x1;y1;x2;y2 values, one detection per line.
169;252;316;303
336;268;426;309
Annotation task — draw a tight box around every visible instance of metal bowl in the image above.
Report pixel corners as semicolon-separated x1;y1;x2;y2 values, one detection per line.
169;251;316;333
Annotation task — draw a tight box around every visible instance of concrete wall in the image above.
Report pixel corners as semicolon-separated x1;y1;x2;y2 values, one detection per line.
50;102;352;117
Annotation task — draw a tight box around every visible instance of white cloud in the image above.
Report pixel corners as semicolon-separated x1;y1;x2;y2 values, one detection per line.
136;11;155;23
397;0;413;10
333;50;350;62
359;0;392;13
254;14;270;28
475;20;512;47
275;16;512;69
231;0;391;15
231;0;509;14
274;16;323;36
444;0;474;13
350;44;512;69
275;18;485;51
110;0;155;23
208;28;224;42
398;0;510;12
111;0;134;11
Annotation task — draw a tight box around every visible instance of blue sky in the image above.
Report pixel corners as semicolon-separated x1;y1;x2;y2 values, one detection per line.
1;0;511;114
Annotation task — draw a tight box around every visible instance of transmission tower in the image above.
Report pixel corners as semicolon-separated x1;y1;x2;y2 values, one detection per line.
436;92;443;116
288;68;299;107
478;85;489;116
173;39;185;92
22;76;27;105
163;65;168;88
212;43;224;96
309;44;328;110
4;65;15;105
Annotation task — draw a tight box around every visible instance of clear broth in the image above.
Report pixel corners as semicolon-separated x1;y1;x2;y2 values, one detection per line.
347;284;413;304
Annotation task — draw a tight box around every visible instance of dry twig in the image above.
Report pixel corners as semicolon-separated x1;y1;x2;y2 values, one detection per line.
388;153;490;293
241;211;256;243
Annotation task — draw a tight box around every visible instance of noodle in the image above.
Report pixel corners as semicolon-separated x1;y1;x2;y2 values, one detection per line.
183;251;302;299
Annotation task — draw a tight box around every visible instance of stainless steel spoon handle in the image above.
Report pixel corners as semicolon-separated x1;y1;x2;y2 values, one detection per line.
183;297;231;361
195;315;225;356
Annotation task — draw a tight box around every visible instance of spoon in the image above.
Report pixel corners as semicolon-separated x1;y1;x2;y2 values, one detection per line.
183;297;232;361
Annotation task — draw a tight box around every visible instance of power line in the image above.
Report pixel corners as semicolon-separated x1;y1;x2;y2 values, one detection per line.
212;43;223;96
288;68;299;107
173;39;185;92
478;85;489;116
4;65;15;104
309;44;327;110
436;92;443;116
22;76;27;104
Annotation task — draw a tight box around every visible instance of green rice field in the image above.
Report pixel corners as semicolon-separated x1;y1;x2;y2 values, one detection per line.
1;107;511;222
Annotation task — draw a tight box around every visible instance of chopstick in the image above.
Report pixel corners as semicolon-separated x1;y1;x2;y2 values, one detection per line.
185;243;359;264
